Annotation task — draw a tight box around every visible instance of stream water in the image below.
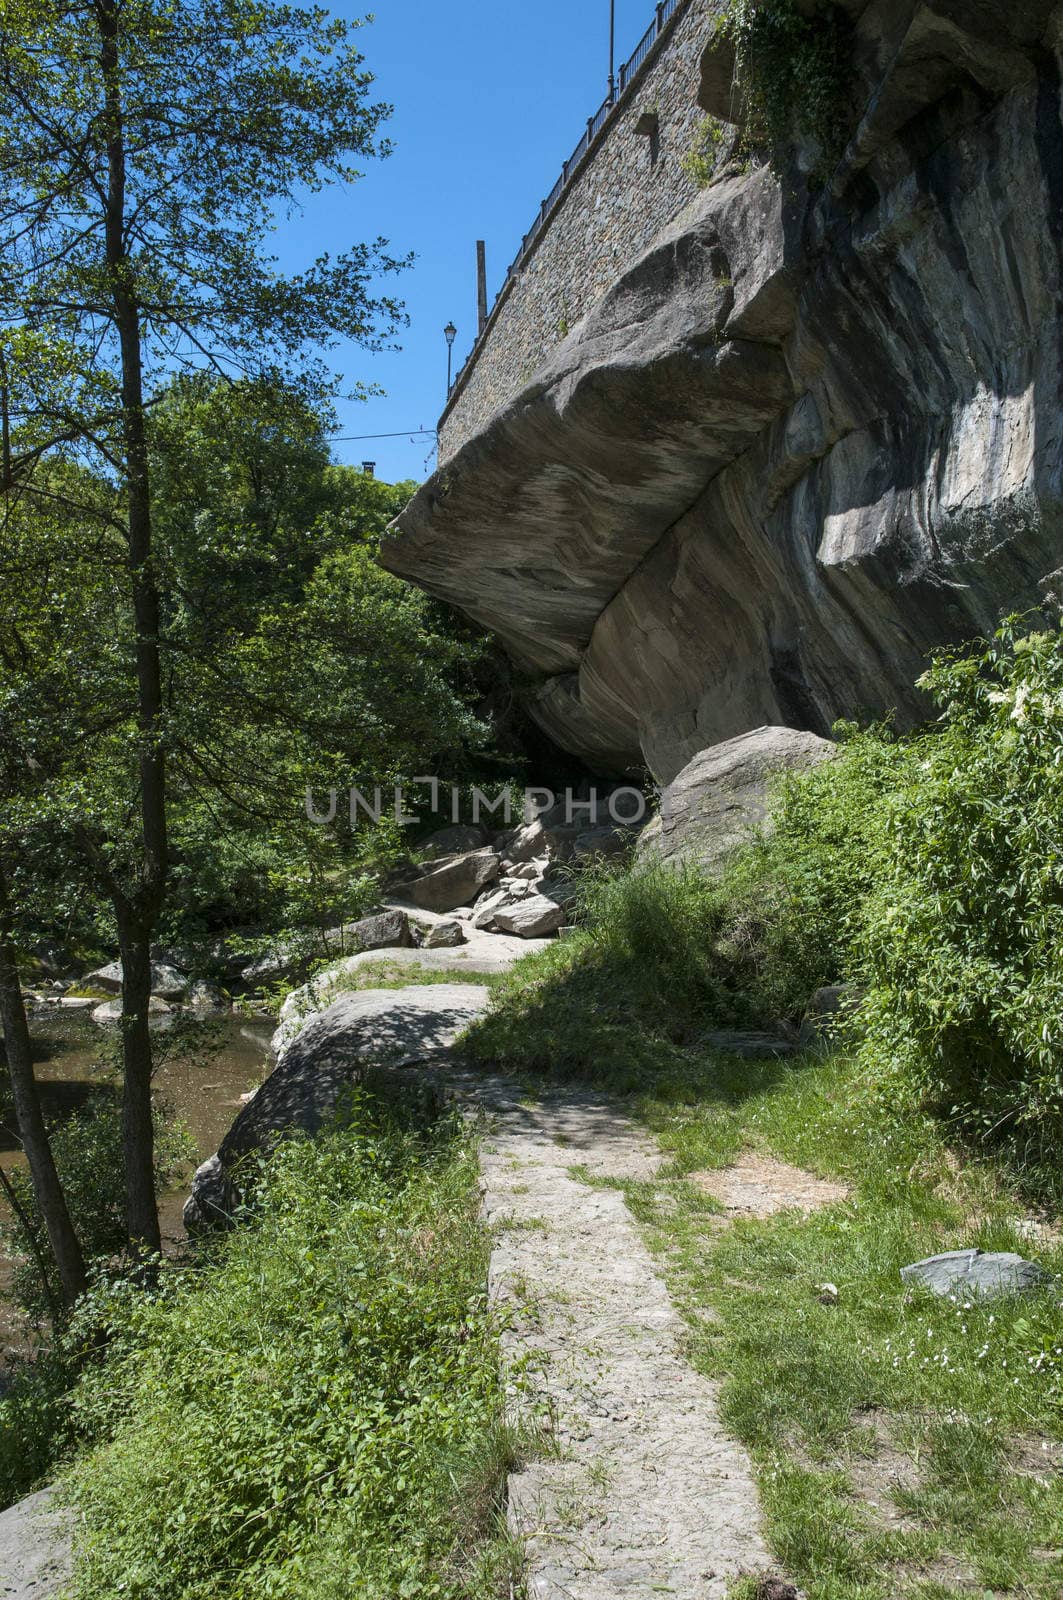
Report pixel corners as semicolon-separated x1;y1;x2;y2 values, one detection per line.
0;1008;274;1357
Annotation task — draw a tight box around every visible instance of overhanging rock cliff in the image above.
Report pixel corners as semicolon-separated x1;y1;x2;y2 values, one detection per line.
384;0;1063;784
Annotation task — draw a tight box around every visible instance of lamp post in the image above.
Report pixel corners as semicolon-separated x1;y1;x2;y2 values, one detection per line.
608;0;616;102
444;321;457;396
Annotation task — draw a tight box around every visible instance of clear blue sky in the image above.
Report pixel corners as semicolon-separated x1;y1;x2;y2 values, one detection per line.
278;0;657;485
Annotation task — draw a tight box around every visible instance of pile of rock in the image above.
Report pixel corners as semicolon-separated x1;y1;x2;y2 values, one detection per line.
389;805;639;940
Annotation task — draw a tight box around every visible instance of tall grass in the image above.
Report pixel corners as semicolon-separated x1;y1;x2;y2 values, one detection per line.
58;1091;515;1600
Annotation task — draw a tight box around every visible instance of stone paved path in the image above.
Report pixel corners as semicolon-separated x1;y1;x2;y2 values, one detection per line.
449;1072;771;1600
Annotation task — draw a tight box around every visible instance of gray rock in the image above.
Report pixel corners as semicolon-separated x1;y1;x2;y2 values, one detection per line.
187;978;230;1015
185;984;491;1229
91;995;173;1026
83;959;189;999
56;996;95;1011
337;908;413;953
901;1250;1053;1300
573;825;637;859
639;727;836;874
0;1488;70;1600
492;894;566;938
420;823;489;858
149;962;189;999
703;1030;797;1060
83;960;123;993
384;22;1063;782
422;919;467;949
391;847;500;913
798;984;865;1053
271;936;555;1056
469;888;509;931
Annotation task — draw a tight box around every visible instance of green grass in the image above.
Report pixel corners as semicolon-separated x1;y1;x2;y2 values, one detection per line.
623;1048;1063;1599
461;863;1063;1599
56;1089;521;1600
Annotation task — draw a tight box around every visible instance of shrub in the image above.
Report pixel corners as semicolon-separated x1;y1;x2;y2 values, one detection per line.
718;0;851;176
1;1096;195;1327
859;619;1063;1148
62;1093;512;1600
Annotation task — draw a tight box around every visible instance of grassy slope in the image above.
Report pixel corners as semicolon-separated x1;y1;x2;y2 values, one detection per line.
55;1095;519;1600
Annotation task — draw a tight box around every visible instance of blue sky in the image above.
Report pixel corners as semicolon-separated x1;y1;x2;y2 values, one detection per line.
278;0;656;485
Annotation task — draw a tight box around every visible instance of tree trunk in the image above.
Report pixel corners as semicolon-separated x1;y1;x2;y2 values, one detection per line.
99;0;167;1253
116;914;160;1253
0;852;87;1308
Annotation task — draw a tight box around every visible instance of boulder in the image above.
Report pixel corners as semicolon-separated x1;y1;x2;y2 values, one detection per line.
385;24;1063;781
420;822;489;858
638;727;836;874
337;908;413;953
187;978;230;1015
185;984;491;1229
422;919;466;949
272;936;554;1055
91;996;172;1026
83;959;189;999
0;1487;70;1600
901;1250;1053;1299
470;887;511;930
391;847;500;913
492;894;566;938
798;984;865;1053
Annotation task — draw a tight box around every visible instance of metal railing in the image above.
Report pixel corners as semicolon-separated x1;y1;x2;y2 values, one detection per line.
446;0;687;410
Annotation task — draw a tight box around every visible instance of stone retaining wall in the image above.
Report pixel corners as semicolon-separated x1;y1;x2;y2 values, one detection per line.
438;0;717;463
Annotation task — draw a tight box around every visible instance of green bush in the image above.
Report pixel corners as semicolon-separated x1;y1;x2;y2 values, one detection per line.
1;1096;195;1327
718;0;851;175
859;620;1063;1147
62;1093;512;1600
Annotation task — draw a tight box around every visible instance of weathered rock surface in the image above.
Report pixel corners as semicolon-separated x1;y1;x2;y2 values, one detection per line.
91;995;173;1027
384;3;1063;782
492;893;567;939
84;959;188;998
270;935;554;1056
0;1488;71;1600
185;985;491;1229
639;726;836;872
391;847;500;912
901;1249;1053;1298
422;918;466;948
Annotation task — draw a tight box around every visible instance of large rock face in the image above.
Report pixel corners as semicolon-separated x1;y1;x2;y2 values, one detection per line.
384;0;1063;782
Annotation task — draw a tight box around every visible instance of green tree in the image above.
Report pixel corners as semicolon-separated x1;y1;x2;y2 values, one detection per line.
0;0;404;1250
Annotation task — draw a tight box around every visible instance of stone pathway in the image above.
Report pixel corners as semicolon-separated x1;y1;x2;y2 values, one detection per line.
448;1072;771;1599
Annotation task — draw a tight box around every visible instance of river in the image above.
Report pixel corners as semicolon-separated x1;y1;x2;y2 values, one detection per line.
0;1008;273;1357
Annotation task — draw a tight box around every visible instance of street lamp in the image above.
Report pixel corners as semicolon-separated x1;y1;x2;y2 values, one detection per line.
608;0;616;103
444;321;457;395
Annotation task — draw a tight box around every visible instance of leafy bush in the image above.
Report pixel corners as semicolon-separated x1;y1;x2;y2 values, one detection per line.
718;0;851;175
1;1097;194;1327
859;620;1063;1147
62;1094;513;1600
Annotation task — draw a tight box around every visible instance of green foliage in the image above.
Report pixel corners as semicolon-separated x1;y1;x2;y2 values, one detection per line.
61;1096;513;1600
859;620;1063;1149
1;1097;195;1325
681;115;729;187
718;0;851;176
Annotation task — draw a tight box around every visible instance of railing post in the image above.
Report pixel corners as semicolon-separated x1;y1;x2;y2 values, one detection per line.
656;1;664;32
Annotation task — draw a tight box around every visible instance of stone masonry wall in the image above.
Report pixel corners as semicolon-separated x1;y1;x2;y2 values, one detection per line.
438;0;717;463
